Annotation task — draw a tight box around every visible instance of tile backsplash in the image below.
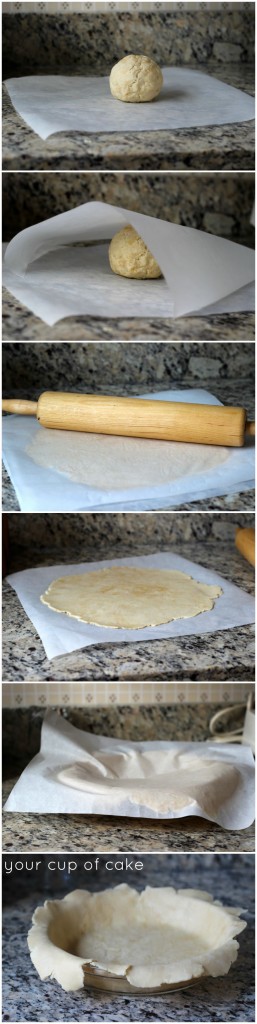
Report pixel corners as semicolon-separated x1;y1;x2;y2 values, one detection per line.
2;3;250;12
3;681;252;707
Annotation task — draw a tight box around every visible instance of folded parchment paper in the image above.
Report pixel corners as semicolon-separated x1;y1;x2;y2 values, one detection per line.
4;709;255;829
6;551;255;660
2;389;255;512
5;68;255;139
3;200;255;324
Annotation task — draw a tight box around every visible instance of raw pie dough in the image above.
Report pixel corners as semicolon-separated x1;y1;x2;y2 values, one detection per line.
109;55;163;103
57;750;240;816
27;884;246;992
40;566;222;628
109;225;162;279
26;427;229;491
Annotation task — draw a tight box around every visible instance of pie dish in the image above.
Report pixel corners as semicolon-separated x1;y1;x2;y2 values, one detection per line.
27;884;246;993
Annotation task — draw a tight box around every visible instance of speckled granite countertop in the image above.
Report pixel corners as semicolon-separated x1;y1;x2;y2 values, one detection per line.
2;853;254;1022
2;373;255;512
2;537;255;682
2;64;254;171
2;340;255;393
3;290;254;341
3;702;254;853
2;776;254;855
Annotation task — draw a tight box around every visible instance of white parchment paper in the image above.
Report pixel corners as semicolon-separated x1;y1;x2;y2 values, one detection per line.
6;551;255;660
4;710;255;830
2;389;255;512
3;200;255;324
5;68;255;140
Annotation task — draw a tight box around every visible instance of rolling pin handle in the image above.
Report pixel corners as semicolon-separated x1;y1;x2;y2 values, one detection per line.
2;399;38;416
245;420;255;437
235;527;255;567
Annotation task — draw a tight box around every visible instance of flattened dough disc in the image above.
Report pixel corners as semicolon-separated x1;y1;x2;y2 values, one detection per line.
40;566;222;628
26;427;229;491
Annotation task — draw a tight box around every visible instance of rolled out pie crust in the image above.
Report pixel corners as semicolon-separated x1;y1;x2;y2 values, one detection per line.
27;884;246;992
26;426;228;491
57;750;240;816
40;566;222;629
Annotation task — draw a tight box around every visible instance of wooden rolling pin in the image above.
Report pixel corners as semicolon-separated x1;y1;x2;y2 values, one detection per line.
2;393;255;447
235;527;255;567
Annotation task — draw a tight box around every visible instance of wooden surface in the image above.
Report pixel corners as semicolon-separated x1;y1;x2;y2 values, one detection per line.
2;392;253;446
235;527;255;567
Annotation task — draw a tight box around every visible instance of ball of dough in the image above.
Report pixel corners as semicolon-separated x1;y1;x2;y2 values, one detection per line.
109;225;162;280
109;54;163;103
